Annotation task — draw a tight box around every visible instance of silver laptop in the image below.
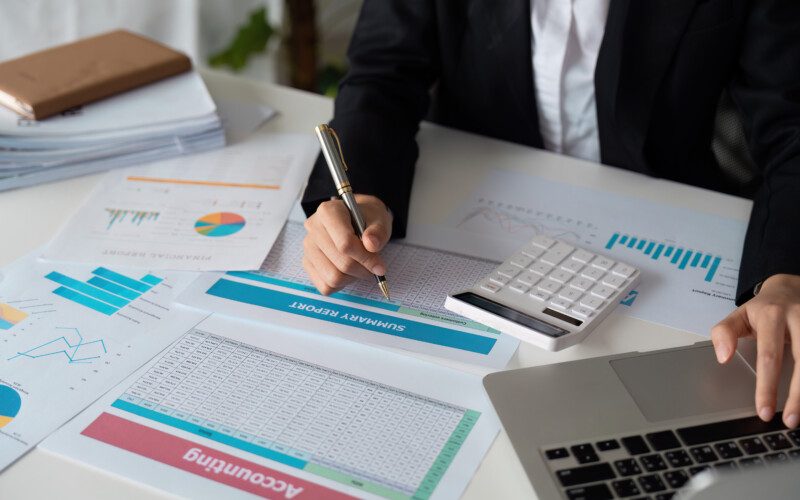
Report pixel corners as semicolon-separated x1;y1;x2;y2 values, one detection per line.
483;340;797;499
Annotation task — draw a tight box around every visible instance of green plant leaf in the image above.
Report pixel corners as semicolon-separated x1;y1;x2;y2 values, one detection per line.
209;7;276;71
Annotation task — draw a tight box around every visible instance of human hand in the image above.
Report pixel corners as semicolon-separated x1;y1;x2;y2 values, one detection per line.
711;273;800;428
302;194;392;295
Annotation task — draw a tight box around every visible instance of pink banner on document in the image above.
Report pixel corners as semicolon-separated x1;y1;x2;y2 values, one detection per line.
82;412;355;499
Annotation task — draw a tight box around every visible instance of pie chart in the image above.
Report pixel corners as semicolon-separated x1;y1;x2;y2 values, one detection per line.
0;384;21;429
194;212;246;237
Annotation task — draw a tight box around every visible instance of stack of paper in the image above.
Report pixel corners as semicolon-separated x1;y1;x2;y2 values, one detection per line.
0;71;225;191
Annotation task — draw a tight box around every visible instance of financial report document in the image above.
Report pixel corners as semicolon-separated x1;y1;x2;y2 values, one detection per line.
42;315;500;500
0;254;206;471
179;221;520;368
41;133;319;271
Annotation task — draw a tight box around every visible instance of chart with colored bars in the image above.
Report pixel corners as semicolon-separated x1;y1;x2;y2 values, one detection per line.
606;233;722;282
0;302;28;330
8;327;107;364
44;267;163;316
110;329;480;500
0;385;21;429
194;212;246;237
105;209;160;230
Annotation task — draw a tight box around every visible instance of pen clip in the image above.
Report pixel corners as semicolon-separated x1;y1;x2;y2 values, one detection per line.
329;127;349;171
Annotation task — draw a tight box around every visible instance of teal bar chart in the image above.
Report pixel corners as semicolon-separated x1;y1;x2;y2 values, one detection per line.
606;233;722;282
45;267;163;315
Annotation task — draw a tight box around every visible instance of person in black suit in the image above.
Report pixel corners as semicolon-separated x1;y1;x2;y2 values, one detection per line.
299;1;800;428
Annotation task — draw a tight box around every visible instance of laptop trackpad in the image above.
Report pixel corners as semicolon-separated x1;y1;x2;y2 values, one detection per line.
610;345;755;422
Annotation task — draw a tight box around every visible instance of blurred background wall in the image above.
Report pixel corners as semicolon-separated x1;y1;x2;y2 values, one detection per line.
0;0;362;94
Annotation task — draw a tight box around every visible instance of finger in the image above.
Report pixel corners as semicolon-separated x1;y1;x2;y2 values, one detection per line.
303;256;335;296
362;217;391;253
782;311;800;428
318;201;387;275
754;306;787;421
711;306;751;363
306;232;372;280
304;239;354;293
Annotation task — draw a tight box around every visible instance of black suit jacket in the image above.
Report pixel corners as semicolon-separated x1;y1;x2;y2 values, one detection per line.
302;0;800;305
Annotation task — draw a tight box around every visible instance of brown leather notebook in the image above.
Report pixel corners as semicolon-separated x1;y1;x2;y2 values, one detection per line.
0;30;191;120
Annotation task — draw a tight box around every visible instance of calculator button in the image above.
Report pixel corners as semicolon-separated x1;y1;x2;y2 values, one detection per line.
529;290;551;302
490;274;511;286
517;272;540;286
509;254;533;268
521;245;545;259
580;296;605;310
481;282;502;293
541;243;574;266
559;288;583;302
497;266;520;279
549;298;572;310
601;275;627;289
572;249;595;263
530;262;554;276
571;306;594;318
612;263;636;278
549;269;573;284
581;267;605;281
531;235;556;249
561;259;584;274
569;277;594;292
591;256;615;271
509;282;530;294
538;279;562;294
591;285;615;299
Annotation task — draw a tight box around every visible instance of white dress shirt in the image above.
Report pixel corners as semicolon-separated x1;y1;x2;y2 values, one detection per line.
531;0;610;162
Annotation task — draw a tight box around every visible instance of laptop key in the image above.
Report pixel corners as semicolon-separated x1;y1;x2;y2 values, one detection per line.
665;449;693;468
654;493;676;500
689;445;718;464
739;437;767;455
612;479;641;497
621;435;651;455
545;447;569;460
739;456;764;468
664;470;689;488
788;429;800;446
677;413;786;446
714;460;738;470
596;439;620;451
556;462;616;487
764;452;788;464
638;473;667;493
639;453;667;472
689;465;709;476
565;483;613;500
571;443;600;464
614;458;642;476
763;433;792;451
714;441;743;459
788;449;800;460
645;430;681;451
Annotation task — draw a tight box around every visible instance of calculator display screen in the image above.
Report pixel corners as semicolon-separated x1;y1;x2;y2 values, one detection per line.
453;292;572;337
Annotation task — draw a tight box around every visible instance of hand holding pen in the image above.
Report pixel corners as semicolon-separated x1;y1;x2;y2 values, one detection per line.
302;124;392;299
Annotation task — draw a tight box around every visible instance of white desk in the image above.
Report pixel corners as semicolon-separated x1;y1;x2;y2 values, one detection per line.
0;69;752;499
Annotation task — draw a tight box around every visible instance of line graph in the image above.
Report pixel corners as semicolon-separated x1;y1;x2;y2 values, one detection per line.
7;327;107;364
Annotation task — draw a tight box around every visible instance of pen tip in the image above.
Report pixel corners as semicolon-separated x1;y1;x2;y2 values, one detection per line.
379;281;390;301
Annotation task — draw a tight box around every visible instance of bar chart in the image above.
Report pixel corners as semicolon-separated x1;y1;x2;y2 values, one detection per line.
44;267;163;316
105;208;160;230
605;233;722;282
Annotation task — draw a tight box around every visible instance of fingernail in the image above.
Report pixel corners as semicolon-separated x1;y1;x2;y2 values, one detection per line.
715;345;730;363
785;413;800;428
758;406;774;421
372;264;386;276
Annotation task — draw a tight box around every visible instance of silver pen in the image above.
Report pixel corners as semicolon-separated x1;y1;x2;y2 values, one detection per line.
314;124;390;300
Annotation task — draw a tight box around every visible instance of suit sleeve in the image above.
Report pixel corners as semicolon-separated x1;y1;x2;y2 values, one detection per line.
300;0;440;239
730;0;800;305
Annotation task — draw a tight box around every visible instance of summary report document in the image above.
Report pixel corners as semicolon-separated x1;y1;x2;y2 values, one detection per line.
179;221;520;368
42;315;500;500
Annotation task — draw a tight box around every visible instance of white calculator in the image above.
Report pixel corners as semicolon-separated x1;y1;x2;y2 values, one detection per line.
445;235;640;351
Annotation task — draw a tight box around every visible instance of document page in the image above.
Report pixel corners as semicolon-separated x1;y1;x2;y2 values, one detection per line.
42;315;500;500
179;221;520;368
0;254;207;471
407;168;746;336
41;133;319;271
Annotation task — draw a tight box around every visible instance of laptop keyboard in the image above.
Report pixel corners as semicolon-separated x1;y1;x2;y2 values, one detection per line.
544;412;800;499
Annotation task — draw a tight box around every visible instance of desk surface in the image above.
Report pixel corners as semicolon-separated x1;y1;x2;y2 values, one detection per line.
0;69;752;499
